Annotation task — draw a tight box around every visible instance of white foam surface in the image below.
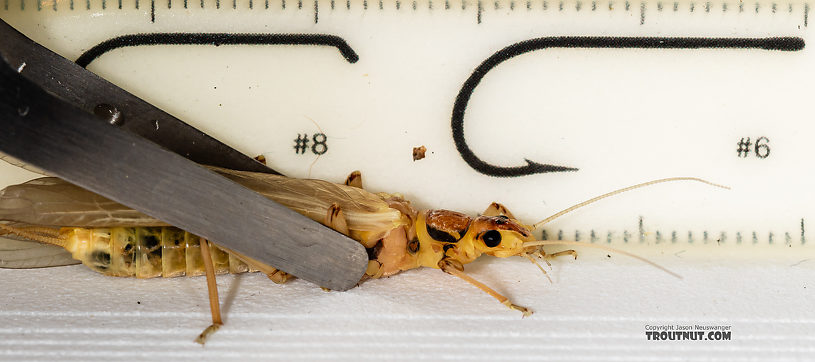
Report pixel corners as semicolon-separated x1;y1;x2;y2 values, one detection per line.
2;252;815;361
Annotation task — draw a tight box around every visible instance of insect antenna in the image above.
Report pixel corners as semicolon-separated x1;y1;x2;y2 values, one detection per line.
522;240;681;279
532;177;728;230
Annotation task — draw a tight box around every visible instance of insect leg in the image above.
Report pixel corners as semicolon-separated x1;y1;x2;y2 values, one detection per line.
326;203;350;235
545;250;578;260
344;171;362;188
195;238;223;345
219;246;293;283
438;258;532;317
521;253;553;284
481;202;516;219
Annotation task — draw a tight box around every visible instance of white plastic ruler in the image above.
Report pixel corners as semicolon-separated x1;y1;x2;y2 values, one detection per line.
1;2;814;361
1;0;813;252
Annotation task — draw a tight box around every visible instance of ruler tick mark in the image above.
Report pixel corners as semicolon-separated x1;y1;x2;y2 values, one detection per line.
752;231;758;244
494;0;499;10
657;1;661;11
736;232;742;244
704;1;709;12
396;0;400;9
168;0;171;9
347;0;350;9
590;230;597;243
625;0;629;11
233;0;237;9
591;0;595;10
135;0;138;9
314;0;318;23
673;1;677;11
379;0;383;9
671;231;677;243
638;216;644;243
805;3;809;27
739;2;743;12
772;3;776;13
606;231;612;244
119;0;122;9
575;1;580;11
639;1;645;24
527;0;531;10
575;230;580;242
688;231;693;244
413;0;417;10
802;218;806;244
557;230;563;241
298;0;302;9
558;1;562;11
689;2;694;12
151;0;155;22
477;0;482;23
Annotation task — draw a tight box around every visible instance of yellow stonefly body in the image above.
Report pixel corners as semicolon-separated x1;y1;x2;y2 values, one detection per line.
0;166;726;336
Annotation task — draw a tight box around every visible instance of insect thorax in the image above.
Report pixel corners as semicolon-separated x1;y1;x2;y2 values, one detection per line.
413;210;482;269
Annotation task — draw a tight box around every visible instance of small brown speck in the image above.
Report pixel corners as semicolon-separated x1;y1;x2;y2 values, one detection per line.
412;145;427;161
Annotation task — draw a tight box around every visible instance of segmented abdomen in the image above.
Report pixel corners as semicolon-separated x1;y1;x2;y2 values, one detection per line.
62;227;253;278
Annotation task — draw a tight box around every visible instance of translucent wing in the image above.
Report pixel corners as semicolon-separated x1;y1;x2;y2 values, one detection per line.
0;237;79;268
0;177;169;227
212;167;408;243
0;152;51;176
0;168;407;244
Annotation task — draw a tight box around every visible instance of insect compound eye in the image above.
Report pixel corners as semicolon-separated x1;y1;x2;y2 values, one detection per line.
482;230;502;248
